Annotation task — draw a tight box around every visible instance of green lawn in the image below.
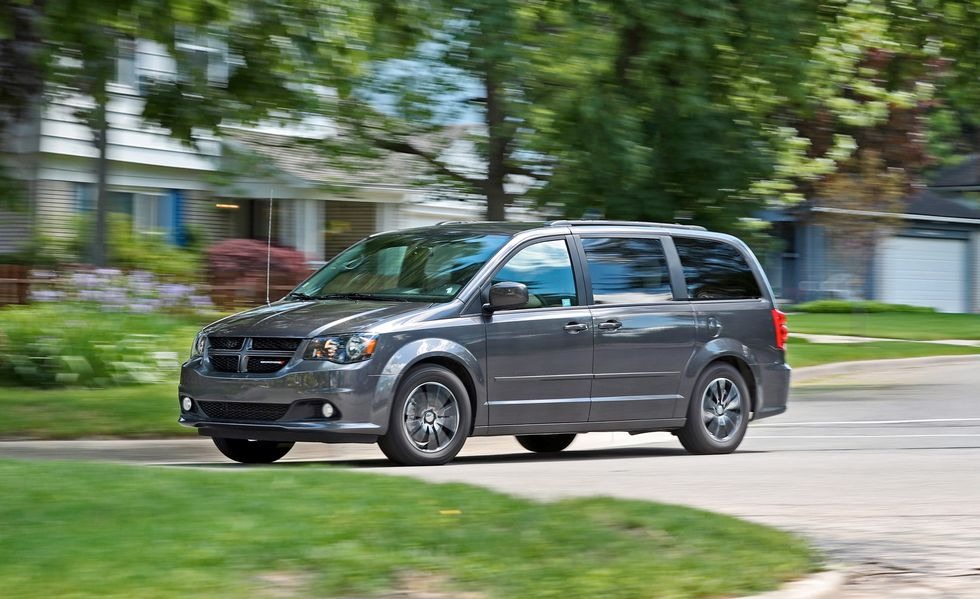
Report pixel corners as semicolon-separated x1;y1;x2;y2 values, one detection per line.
0;382;189;438
0;460;817;599
788;311;980;340
786;337;980;368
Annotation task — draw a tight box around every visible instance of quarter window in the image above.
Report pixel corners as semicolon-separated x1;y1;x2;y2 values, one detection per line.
493;240;578;308
673;237;761;300
582;237;673;304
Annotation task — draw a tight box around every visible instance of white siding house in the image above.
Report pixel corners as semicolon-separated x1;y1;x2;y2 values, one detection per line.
1;39;530;263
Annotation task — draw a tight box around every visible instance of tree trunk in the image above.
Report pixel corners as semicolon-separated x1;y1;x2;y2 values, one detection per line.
92;87;109;266
483;68;508;221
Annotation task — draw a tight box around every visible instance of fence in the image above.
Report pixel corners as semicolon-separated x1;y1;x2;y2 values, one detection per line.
0;268;302;309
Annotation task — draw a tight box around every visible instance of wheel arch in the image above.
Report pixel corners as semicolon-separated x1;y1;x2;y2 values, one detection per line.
681;342;761;418
379;338;486;432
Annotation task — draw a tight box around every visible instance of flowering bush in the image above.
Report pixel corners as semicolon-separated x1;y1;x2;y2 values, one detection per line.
206;239;313;306
29;268;215;314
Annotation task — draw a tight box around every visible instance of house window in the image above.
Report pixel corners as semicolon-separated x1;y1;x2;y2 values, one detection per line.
175;28;228;86
115;38;138;88
76;185;172;237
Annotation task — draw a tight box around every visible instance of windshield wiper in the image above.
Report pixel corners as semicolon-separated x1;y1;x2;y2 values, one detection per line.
287;292;318;301
316;293;417;302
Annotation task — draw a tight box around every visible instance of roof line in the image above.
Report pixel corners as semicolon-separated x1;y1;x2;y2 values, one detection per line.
811;206;980;225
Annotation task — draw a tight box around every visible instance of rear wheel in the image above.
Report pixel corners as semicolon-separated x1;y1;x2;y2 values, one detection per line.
378;365;472;466
212;437;294;464
677;363;749;455
516;434;576;453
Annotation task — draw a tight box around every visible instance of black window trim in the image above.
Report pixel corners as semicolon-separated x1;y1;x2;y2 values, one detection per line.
574;233;686;306
473;234;586;314
670;234;766;302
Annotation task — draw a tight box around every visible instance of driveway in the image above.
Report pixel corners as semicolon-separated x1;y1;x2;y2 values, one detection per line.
3;356;979;597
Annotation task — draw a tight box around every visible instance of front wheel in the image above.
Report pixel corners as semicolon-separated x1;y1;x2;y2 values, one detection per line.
516;434;576;453
677;363;749;455
378;365;472;466
212;437;294;464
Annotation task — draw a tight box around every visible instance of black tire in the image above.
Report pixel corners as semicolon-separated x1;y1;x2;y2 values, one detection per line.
212;437;294;464
378;365;472;466
677;363;750;455
516;434;576;453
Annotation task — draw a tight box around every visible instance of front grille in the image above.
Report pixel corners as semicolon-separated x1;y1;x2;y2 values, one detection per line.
210;337;244;350
251;338;302;351
246;356;289;373
198;401;289;421
210;355;240;372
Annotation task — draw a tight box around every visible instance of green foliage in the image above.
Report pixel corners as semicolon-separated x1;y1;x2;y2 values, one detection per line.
787;337;980;368
0;460;817;597
70;213;202;281
0;304;202;388
792;300;937;314
789;311;980;341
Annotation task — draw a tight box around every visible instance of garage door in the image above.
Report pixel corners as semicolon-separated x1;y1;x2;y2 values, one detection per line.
876;236;967;313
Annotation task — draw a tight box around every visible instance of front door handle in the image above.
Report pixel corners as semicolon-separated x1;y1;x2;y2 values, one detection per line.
597;320;622;331
563;322;589;333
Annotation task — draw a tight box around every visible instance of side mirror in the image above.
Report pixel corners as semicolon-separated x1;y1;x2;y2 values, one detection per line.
483;282;529;313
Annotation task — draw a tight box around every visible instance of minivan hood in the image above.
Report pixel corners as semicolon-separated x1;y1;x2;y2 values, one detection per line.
203;300;432;338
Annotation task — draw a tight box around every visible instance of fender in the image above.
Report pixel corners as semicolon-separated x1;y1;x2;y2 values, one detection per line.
376;338;488;428
677;337;762;418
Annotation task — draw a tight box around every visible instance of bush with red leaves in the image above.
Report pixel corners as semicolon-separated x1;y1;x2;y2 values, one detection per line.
206;239;314;306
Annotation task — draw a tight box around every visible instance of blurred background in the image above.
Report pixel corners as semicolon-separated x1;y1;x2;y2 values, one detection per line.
0;0;978;392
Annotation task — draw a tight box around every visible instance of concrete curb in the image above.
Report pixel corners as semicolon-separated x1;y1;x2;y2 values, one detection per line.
738;570;847;599
791;353;980;385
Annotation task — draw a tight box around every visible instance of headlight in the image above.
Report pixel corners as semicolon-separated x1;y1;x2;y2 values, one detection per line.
190;332;206;359
305;334;378;363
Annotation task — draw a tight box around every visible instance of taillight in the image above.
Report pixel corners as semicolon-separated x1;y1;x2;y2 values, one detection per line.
771;309;788;351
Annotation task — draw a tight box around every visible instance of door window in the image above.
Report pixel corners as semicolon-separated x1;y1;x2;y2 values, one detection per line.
493;239;578;308
673;237;762;300
581;237;673;304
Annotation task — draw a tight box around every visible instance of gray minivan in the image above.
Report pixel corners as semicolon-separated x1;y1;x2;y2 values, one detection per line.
179;221;790;465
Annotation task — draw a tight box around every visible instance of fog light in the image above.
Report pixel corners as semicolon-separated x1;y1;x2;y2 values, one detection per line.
181;396;193;411
321;403;335;418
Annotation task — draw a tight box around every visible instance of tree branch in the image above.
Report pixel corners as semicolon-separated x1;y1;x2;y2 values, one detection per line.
370;136;486;191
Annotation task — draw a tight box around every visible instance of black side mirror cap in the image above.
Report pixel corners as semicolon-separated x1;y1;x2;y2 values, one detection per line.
482;281;529;313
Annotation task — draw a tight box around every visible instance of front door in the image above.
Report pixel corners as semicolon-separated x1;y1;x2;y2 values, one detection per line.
485;238;593;426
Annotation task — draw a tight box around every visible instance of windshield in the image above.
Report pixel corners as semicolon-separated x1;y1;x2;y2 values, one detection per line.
290;230;511;302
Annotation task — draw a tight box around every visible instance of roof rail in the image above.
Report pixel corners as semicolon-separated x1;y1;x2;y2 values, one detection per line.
435;220;472;226
547;220;707;231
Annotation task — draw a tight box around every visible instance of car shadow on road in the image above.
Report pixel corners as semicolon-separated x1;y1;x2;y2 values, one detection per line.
167;445;769;469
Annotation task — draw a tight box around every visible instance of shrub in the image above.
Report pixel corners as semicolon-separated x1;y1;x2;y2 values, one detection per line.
206;239;313;306
69;214;202;281
790;300;936;314
0;303;203;387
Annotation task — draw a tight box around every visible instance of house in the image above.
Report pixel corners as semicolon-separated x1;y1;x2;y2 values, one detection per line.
766;156;980;313
0;39;530;265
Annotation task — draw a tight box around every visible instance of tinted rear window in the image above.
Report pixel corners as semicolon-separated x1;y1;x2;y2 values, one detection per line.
673;237;761;301
582;237;673;304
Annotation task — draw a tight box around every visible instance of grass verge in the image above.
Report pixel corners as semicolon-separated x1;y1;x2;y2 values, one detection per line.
0;459;817;598
0;383;189;438
787;337;980;368
788;312;980;340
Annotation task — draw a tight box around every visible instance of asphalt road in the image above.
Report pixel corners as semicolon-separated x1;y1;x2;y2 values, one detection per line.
3;356;979;597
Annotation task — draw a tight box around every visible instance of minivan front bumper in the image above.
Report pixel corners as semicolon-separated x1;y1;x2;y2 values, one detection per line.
178;358;399;442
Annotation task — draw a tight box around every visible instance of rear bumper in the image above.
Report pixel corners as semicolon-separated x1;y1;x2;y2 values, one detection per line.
754;362;790;420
